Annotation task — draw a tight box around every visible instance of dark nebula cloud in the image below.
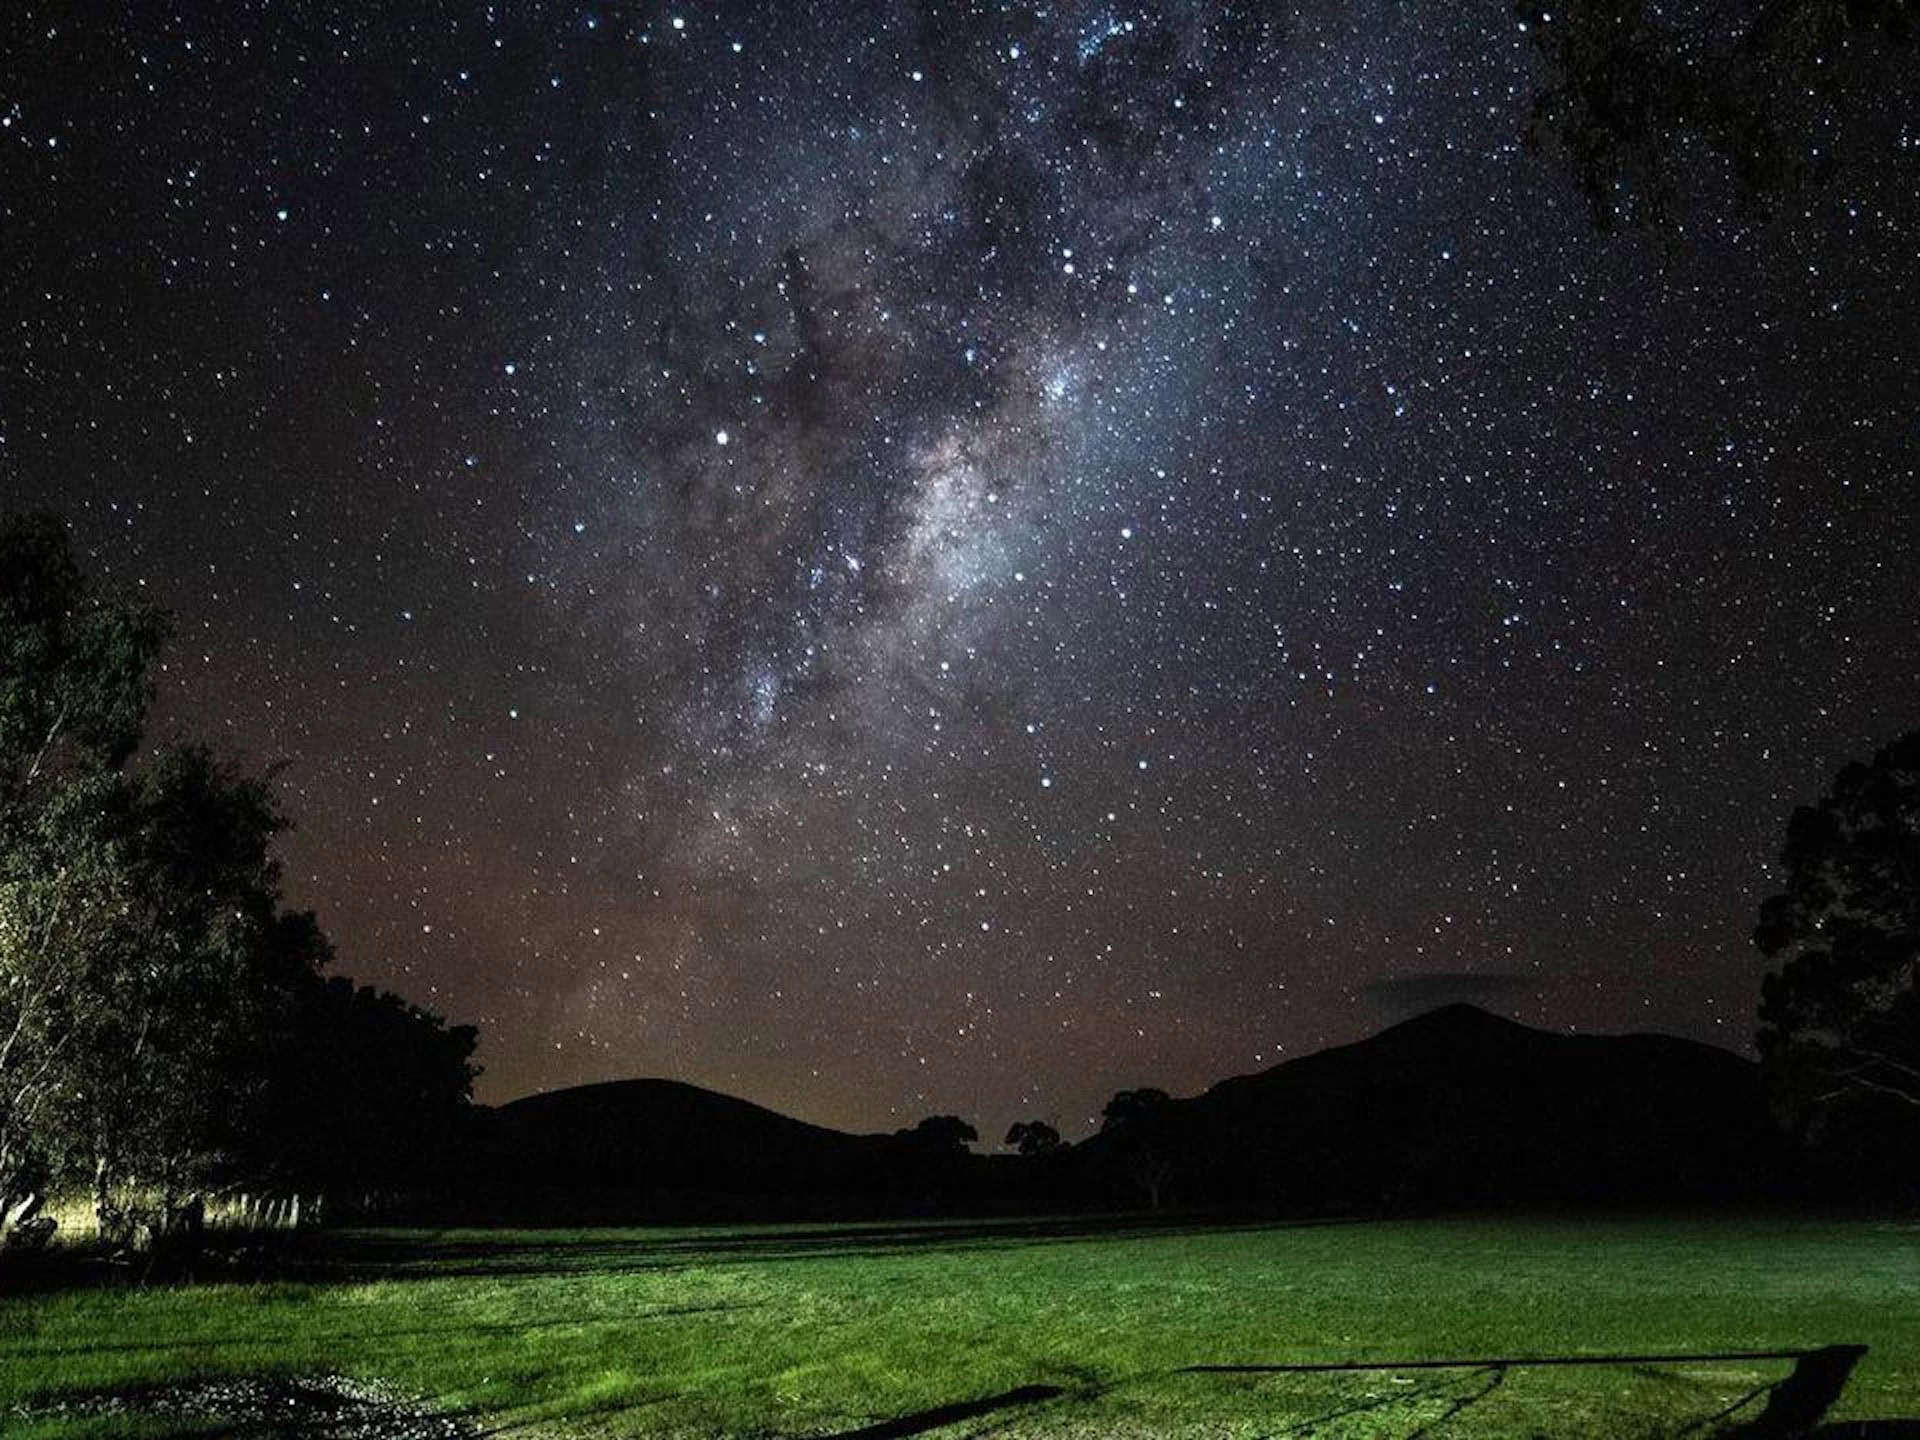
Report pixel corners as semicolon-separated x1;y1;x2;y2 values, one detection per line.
3;0;1916;1138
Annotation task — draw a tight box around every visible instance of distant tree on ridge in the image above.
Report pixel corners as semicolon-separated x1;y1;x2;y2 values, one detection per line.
1101;1087;1177;1209
897;1114;979;1154
1005;1119;1062;1156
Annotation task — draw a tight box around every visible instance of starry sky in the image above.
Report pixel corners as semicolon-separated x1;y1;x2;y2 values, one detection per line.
3;1;1916;1139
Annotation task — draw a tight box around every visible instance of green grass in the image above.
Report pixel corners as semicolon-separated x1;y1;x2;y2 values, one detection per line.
2;1214;1916;1437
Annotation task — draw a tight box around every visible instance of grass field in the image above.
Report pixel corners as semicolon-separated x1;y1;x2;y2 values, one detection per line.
2;1214;1916;1438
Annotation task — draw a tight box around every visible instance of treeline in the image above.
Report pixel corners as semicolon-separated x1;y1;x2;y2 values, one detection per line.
0;514;476;1268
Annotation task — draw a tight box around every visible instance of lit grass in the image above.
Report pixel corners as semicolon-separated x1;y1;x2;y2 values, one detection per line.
2;1215;1915;1437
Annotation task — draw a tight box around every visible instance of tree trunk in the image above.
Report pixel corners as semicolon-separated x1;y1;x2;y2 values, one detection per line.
137;1192;207;1281
0;1188;54;1253
92;1154;132;1248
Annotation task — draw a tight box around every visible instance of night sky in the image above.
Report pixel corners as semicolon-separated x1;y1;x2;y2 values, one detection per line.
3;2;1916;1139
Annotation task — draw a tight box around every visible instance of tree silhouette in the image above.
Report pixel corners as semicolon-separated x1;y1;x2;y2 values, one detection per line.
0;513;477;1256
0;513;169;798
0;513;171;1248
1100;1087;1170;1132
1004;1119;1062;1156
1756;729;1920;1153
254;956;480;1202
897;1114;979;1154
1101;1088;1177;1208
63;745;292;1253
1521;0;1915;227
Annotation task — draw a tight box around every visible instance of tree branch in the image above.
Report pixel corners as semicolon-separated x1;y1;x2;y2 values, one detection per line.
1845;1047;1920;1087
21;697;74;792
1817;1074;1920;1110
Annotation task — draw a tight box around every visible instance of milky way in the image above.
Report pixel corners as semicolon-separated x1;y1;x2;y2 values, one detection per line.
3;1;1916;1137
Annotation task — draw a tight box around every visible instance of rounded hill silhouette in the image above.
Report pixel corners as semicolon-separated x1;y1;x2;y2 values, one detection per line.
457;1006;1781;1221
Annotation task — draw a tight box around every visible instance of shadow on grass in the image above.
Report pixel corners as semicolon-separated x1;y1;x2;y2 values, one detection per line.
11;1223;1913;1439
0;1213;1363;1298
10;1379;1067;1440
1408;1365;1507;1438
812;1384;1066;1439
314;1212;1362;1284
1188;1345;1886;1439
1249;1367;1497;1438
16;1352;1916;1440
466;1386;684;1438
2;1301;762;1365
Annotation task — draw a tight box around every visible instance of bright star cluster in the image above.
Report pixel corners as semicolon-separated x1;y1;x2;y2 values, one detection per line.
2;1;1915;1138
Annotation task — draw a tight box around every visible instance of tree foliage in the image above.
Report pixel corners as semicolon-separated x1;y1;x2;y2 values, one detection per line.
1521;0;1915;227
0;513;477;1254
1099;1087;1170;1133
896;1114;979;1154
1756;729;1920;1150
1099;1088;1178;1208
0;512;169;801
1004;1119;1062;1156
1;514;174;1240
257;963;479;1197
54;746;291;1238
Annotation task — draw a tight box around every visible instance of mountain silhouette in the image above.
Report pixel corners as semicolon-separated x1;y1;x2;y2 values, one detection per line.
465;1078;907;1220
1104;1002;1778;1210
453;1005;1780;1220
